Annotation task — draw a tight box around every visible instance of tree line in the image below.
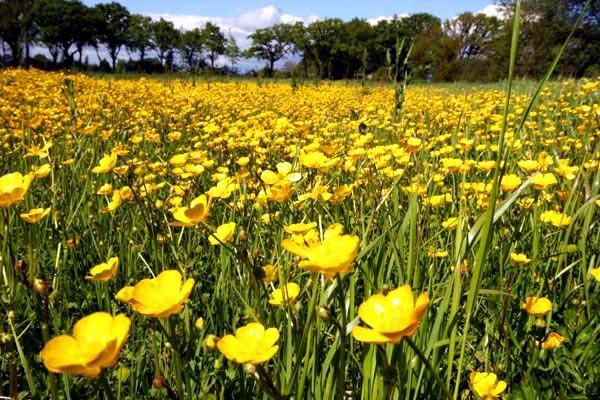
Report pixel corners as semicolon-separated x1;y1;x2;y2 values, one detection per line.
0;0;598;81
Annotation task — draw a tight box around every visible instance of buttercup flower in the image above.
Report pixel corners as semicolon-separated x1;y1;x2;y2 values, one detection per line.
469;371;507;399
0;172;33;208
442;217;459;230
500;174;521;191
217;322;279;364
540;210;571;228
40;312;130;378
590;267;600;282
531;173;558;190
510;252;530;265
260;162;301;185
171;195;210;227
33;164;52;179
262;264;279;283
282;224;360;279
115;270;194;318
20;207;50;224
522;296;552;317
268;283;300;306
209;222;236;245
87;257;119;282
101;191;122;213
352;285;429;344
92;152;118;174
541;332;565;350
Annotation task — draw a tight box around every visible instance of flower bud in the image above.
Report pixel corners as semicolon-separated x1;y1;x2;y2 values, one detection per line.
33;279;51;296
238;229;248;242
243;363;256;375
195;317;205;330
317;306;330;321
202;334;219;352
152;375;167;389
535;318;546;329
14;260;26;273
381;284;390;295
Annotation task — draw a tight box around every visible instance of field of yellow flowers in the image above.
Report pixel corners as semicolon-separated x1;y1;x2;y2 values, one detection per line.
0;68;599;399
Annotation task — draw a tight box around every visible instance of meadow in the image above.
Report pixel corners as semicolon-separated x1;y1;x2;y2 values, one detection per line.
0;68;599;399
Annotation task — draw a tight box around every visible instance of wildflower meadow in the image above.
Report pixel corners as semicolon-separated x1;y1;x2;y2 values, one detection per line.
1;4;600;399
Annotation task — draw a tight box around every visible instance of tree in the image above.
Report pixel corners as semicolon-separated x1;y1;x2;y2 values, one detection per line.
305;18;345;79
33;0;94;67
444;12;501;59
224;34;240;71
246;23;294;76
0;0;37;66
498;0;600;77
94;1;130;71
201;22;225;69
127;14;153;71
151;18;179;70
179;27;203;71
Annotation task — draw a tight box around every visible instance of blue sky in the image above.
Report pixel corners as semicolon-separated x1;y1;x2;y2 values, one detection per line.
73;1;501;70
83;1;495;22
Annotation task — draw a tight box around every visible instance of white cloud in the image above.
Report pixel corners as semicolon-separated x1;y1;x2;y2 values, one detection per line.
366;14;408;26
477;4;506;19
148;5;315;51
147;5;319;70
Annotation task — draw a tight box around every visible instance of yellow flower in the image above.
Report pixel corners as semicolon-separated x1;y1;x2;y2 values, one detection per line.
206;178;238;199
262;264;279;283
96;183;113;195
87;257;119;282
115;270;194;318
299;151;338;170
510;252;530;265
541;332;565;350
209;222;236;245
19;207;50;224
540;210;572;228
405;137;422;152
590;267;600;282
352;285;429;344
236;156;250;167
171;195;210;227
469;371;507;399
283;222;317;235
282;224;360;279
442;217;459;230
217;322;279;365
260;162;301;185
33;164;52;179
92;152;118;174
268;283;300;306
531;173;558;190
500;174;522;191
0;172;33;208
517;159;539;173
522;296;552;317
40;312;130;378
101;191;122;213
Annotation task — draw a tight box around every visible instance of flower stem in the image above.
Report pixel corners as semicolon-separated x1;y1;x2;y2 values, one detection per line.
99;371;115;400
168;319;185;400
335;274;347;399
256;365;284;400
404;337;451;400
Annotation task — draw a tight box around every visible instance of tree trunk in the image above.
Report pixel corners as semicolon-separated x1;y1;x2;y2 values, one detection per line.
269;58;275;77
24;32;29;68
78;45;83;71
140;49;145;72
